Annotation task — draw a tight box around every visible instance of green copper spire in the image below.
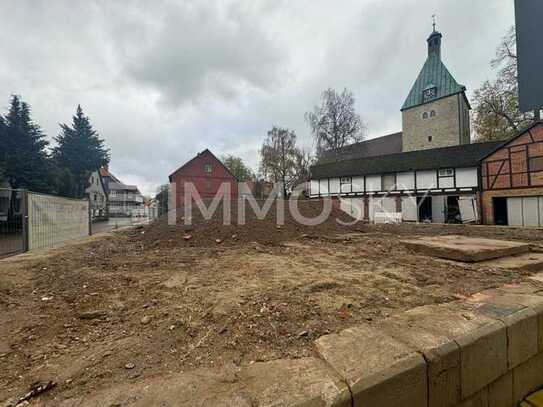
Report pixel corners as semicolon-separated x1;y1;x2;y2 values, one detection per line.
401;29;466;111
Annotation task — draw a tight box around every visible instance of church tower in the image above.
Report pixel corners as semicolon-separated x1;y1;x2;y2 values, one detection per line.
401;26;471;152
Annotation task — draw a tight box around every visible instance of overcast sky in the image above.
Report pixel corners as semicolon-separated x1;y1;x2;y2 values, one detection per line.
0;0;515;196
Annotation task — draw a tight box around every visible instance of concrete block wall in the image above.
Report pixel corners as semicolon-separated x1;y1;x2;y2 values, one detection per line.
314;280;543;407
52;279;543;407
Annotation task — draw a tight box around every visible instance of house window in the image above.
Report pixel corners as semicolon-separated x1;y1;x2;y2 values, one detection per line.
438;168;454;177
340;177;352;184
423;112;429;119
428;136;433;142
204;163;212;173
529;156;543;172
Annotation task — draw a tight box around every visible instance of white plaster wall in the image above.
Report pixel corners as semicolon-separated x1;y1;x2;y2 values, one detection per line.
396;172;415;190
366;175;381;192
416;171;438;190
310;180;319;196
455;167;478;188
352;176;364;193
329;178;340;195
340;181;352;194
319;179;329;195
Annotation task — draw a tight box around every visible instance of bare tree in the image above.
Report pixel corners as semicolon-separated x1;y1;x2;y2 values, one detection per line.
259;126;299;198
305;88;366;157
220;154;255;181
473;26;533;142
292;148;313;189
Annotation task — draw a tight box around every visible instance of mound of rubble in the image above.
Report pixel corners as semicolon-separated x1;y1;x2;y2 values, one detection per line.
131;200;360;248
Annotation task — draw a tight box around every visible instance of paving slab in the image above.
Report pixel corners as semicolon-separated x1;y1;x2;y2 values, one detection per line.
48;358;352;407
479;252;543;272
239;357;352;407
401;235;532;262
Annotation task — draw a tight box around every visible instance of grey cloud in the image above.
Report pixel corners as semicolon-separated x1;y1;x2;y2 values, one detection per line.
110;1;287;106
0;0;515;196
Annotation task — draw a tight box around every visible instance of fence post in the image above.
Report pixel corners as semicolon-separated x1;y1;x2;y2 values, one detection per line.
22;189;29;252
88;196;92;236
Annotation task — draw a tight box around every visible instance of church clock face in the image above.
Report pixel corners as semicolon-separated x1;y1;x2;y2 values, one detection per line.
423;87;437;102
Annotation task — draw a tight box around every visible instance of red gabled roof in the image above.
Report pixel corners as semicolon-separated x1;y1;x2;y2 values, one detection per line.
168;149;239;182
478;121;543;162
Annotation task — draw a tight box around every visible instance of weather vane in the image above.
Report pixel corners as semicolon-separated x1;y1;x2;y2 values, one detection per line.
432;14;436;31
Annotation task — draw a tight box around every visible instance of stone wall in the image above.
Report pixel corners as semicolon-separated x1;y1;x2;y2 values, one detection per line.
402;93;468;152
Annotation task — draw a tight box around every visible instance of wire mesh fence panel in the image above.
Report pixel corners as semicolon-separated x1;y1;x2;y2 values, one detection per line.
0;189;25;257
27;192;89;250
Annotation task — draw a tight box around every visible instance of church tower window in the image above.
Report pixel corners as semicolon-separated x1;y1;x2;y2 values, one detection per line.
423;112;429;119
430;110;436;117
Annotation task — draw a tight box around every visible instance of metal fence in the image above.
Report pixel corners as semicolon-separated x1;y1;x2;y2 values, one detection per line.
0;189;90;257
0;188;26;257
27;192;90;250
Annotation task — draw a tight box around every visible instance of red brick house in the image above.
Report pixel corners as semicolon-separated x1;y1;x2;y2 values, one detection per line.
169;149;238;208
481;122;543;226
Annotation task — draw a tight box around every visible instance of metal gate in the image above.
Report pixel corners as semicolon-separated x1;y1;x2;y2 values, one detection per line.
0;189;27;257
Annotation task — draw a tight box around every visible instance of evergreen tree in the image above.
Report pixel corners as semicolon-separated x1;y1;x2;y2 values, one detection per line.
53;105;109;198
0;115;6;182
0;95;50;192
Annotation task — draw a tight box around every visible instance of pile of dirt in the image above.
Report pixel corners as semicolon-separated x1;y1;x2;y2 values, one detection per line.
131;199;361;248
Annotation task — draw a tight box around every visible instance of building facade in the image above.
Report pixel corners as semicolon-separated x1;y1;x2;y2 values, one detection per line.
401;29;471;152
481;122;543;226
169;149;238;208
99;166;144;218
308;27;543;225
86;170;108;220
310;142;500;223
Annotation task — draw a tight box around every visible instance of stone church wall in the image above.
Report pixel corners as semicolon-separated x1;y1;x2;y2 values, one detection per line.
402;93;464;152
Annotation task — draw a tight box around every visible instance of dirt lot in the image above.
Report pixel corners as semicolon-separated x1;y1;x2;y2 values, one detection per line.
2;201;543;405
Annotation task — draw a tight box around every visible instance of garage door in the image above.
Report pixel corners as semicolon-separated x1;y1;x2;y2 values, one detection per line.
507;196;543;227
401;196;418;221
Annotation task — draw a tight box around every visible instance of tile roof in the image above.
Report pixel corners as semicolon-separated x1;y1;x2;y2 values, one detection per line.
310;141;503;179
318;132;403;163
